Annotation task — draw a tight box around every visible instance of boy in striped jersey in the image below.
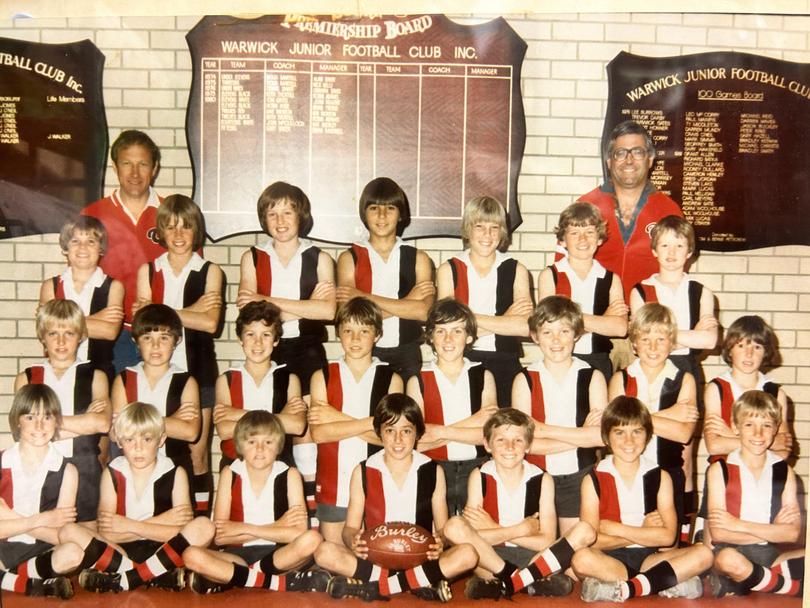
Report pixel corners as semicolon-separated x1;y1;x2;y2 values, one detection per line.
315;394;477;602
443;408;596;599
707;390;803;597
66;402;213;593
213;301;306;470
183;410;327;594
572;396;712;602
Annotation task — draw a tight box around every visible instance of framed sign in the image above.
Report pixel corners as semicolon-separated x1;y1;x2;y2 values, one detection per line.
0;37;106;239
605;51;810;251
186;14;527;242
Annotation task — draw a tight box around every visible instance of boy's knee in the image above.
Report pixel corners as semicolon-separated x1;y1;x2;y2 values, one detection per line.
442;515;468;545
714;548;747;577
53;541;84;574
297;529;323;554
571;548;595;576
184;516;215;543
182;546;206;571
442;543;478;574
691;544;714;570
314;541;342;571
568;521;596;548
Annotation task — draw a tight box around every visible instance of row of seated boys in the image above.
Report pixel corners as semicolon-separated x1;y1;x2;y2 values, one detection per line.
2;380;801;602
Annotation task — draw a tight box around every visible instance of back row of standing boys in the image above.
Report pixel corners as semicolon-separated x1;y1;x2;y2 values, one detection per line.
5;124;802;601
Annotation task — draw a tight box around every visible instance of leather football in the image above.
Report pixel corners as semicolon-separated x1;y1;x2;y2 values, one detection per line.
361;521;432;570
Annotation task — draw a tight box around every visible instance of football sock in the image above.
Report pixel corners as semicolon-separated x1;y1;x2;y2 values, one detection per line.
378;558;444;596
511;538;574;592
623;561;678;599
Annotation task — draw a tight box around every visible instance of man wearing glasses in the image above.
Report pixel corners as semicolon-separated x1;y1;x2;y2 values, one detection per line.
578;120;683;303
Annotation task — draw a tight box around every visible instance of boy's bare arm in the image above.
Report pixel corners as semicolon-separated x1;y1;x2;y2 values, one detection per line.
707;464;801;545
650;374;698;444
176;263;223;333
598;471;677;548
165;380;201;443
217;468;308;545
342;466;368;556
84;279;125;340
337;250;435;321
60;371;112;438
273;375;307;436
674;287;718;351
583;275;628;338
267;252;336;321
4;463;78;543
475;264;533;338
703;383;740;455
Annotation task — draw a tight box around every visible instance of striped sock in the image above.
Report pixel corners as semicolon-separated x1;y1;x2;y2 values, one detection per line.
192;472;213;516
80;537;133;572
352;557;384;582
125;533;189;589
378;559;443;596
623;561;678;599
770;558;804;595
0;565;29;594
20;551;57;579
510;538;574;592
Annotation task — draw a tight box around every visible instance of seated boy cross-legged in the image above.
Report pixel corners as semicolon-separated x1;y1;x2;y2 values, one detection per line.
183;410;327;594
314;394;478;602
572;396;713;602
443;408;595;600
708;390;804;598
61;402;213;593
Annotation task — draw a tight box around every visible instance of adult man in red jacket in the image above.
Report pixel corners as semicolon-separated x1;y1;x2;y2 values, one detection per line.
82;130;165;372
578;121;683;303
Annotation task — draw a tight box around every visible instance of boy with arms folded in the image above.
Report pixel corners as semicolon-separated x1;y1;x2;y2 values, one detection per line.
572;396;712;602
184;410;327;594
707;390;803;598
308;297;402;544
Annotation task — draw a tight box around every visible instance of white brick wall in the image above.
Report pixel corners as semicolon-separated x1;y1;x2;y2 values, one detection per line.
1;13;808;506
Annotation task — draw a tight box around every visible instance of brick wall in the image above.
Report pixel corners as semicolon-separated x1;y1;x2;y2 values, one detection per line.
0;12;808;504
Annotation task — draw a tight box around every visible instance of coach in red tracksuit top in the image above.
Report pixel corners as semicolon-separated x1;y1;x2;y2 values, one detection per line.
82;130;165;373
578;121;682;303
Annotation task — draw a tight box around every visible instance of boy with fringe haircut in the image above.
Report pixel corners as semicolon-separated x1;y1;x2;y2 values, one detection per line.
572;396;713;602
315;394;477;602
444;408;596;600
538;202;628;381
63;402;213;593
184;410;328;594
308;297;403;545
407;298;497;515
14;299;111;525
513;296;608;535
214;301;306;470
707;390;803;598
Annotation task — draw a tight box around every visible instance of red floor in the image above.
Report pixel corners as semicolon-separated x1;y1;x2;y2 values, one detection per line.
1;578;804;608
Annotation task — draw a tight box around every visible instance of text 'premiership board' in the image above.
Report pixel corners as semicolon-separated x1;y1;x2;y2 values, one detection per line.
605;51;810;252
186;14;527;243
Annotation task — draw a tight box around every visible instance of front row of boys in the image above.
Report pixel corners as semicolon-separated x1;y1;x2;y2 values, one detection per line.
7;377;800;601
